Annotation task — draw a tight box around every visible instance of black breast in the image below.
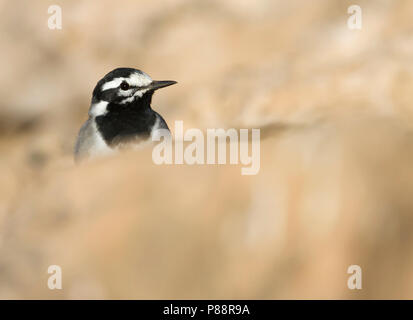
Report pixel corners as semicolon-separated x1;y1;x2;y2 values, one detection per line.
95;93;157;147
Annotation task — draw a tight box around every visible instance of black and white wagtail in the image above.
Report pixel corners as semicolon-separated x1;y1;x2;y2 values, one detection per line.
74;68;176;162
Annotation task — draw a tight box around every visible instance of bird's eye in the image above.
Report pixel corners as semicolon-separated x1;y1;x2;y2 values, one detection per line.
120;81;130;90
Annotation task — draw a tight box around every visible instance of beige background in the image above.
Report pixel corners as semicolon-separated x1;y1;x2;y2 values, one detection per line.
1;0;413;298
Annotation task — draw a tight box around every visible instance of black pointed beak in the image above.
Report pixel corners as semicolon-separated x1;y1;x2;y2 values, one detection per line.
147;80;177;91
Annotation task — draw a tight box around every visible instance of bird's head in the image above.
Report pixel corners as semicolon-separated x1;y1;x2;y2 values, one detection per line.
89;68;176;117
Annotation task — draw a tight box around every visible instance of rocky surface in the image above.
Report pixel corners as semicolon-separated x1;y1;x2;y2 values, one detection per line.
1;0;413;298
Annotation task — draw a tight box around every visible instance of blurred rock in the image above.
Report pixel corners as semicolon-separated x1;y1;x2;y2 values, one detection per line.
1;0;413;299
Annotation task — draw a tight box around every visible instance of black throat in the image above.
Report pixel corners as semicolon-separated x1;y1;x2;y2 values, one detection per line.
95;91;157;147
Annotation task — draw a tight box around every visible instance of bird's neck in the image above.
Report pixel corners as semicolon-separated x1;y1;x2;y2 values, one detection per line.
95;92;157;147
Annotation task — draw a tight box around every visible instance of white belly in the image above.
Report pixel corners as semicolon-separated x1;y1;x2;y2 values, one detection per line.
88;121;116;158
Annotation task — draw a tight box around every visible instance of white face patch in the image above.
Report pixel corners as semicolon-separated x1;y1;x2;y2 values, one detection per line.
117;88;134;97
101;71;153;91
89;100;109;117
128;72;153;87
119;88;149;104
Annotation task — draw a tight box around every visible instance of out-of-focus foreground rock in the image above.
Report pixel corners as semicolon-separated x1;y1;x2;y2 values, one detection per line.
1;0;413;298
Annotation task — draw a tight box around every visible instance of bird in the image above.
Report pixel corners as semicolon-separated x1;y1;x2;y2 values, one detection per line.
74;68;176;163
